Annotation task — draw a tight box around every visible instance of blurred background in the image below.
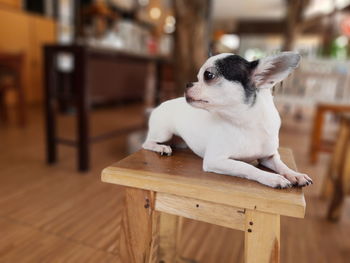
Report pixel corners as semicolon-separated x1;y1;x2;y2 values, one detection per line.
1;0;350;262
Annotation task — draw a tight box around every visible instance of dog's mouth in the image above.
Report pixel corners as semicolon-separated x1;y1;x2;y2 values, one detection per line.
185;96;209;104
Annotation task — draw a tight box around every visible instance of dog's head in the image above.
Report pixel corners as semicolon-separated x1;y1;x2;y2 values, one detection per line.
185;52;301;111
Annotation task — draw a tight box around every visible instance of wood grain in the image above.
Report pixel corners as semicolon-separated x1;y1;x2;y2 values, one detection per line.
102;148;306;218
155;193;245;231
103;148;303;262
244;210;280;263
158;212;180;263
119;187;158;263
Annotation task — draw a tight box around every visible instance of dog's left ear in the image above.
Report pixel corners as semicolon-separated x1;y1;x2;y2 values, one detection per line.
251;52;301;89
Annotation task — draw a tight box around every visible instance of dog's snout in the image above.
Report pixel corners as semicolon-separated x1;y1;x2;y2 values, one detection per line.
186;82;194;89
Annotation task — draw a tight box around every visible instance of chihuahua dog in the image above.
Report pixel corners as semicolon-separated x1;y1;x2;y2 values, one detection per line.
143;52;313;188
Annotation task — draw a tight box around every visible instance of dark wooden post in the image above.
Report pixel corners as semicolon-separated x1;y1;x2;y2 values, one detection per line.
174;0;212;94
74;46;90;172
44;46;57;164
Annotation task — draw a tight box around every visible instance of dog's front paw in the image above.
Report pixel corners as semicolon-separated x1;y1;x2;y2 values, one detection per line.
282;172;313;187
157;144;172;156
261;174;292;189
143;141;172;156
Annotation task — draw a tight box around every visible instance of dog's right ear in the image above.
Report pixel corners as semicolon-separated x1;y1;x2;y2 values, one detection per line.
251;52;301;89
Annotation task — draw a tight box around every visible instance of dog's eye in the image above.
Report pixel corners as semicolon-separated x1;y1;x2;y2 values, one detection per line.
204;70;216;81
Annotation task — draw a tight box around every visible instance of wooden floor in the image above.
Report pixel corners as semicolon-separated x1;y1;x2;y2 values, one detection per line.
0;105;350;263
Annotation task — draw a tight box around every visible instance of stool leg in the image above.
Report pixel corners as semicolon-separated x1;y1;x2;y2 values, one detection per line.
120;187;160;263
159;213;182;263
244;210;280;263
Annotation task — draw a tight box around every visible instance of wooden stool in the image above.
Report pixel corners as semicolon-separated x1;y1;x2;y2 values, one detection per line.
322;114;350;221
101;148;306;263
309;103;350;164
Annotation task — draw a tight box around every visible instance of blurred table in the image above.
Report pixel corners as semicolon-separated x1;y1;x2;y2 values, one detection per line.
44;44;167;171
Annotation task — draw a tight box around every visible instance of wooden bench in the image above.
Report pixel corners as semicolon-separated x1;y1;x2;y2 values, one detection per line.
101;148;306;263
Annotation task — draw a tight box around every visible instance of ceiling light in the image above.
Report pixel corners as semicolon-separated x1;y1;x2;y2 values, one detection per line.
220;34;240;50
150;7;161;20
165;15;175;25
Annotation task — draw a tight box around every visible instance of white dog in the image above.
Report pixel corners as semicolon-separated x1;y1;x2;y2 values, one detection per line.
143;52;313;188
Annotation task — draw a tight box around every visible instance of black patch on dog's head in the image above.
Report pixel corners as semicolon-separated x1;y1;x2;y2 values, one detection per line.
215;55;259;105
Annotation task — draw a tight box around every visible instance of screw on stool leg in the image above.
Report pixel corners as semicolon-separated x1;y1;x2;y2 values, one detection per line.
144;198;150;208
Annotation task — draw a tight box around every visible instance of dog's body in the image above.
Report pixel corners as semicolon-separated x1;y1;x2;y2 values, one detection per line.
143;52;312;188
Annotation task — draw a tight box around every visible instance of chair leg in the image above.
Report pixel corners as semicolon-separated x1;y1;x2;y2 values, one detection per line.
327;179;345;222
15;71;26;126
310;107;324;164
327;125;350;221
0;91;8;123
76;106;89;172
74;47;89;172
320;173;334;199
44;46;57;164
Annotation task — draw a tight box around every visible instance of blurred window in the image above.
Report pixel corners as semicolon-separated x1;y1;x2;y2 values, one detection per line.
305;0;350;18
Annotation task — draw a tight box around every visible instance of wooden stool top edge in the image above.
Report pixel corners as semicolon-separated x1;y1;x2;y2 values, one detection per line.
102;148;305;218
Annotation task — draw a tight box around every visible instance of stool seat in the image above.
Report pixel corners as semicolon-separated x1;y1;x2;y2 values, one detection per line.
102;148;305;218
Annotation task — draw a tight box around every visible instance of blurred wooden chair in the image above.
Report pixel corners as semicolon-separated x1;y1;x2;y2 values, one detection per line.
0;52;26;126
321;114;350;221
309;103;350;164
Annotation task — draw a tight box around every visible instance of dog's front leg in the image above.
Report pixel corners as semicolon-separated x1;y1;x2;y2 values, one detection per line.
259;153;313;187
203;155;292;188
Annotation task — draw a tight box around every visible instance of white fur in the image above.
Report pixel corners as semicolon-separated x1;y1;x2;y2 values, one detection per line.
143;52;312;188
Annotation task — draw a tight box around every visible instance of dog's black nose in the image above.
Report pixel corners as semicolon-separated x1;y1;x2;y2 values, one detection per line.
186;82;194;89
